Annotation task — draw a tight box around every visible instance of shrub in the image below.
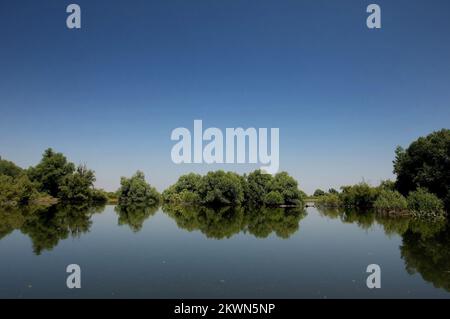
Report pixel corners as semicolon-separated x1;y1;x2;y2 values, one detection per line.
373;189;408;212
118;171;160;206
407;188;446;218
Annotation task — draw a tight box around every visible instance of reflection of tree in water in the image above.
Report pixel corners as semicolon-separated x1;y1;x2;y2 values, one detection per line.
244;207;306;239
317;206;450;292
0;203;104;255
401;226;450;292
163;205;306;239
115;204;159;232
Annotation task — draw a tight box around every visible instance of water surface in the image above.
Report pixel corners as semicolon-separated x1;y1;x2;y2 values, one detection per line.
0;204;449;298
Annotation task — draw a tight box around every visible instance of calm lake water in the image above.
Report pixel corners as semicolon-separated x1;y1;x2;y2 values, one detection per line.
0;204;449;299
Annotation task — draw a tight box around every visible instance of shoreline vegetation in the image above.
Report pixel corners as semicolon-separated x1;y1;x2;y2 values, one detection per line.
0;129;448;220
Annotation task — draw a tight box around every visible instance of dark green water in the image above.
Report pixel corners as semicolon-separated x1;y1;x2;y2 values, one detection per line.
0;204;449;298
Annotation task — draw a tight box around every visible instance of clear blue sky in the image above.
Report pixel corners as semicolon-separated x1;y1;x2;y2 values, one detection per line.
1;0;449;194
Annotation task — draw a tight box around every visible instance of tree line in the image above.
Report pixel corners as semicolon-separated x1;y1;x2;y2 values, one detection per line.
313;129;449;218
1;129;448;217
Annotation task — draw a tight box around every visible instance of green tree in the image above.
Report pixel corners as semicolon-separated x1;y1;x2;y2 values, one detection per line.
271;172;304;206
58;164;96;202
0;157;23;177
198;171;244;206
245;170;273;205
28;148;75;197
394;129;450;211
118;171;160;206
0;174;40;206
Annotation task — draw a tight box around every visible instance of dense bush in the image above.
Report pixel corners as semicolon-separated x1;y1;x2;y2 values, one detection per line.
373;189;408;212
407;188;446;218
118;171;160;206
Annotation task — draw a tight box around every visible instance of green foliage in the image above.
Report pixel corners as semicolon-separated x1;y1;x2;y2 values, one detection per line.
407;188;446;218
316;193;342;207
339;182;380;208
118;171;160;206
263;191;284;206
0;174;40;206
198;171;245;206
379;180;396;191
373;189;408;212
313;189;326;197
270;172;304;206
162;173;202;204
394;129;450;211
0;157;23;177
163;170;304;207
28;148;75;197
58;164;96;202
90;189;109;204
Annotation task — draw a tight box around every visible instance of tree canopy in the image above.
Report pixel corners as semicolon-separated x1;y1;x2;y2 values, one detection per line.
394;129;450;211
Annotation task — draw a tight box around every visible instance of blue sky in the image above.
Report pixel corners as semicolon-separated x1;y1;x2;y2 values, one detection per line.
1;0;449;194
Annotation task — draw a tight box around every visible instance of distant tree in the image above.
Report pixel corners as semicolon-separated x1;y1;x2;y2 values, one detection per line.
393;129;450;211
118;171;160;206
28;148;75;197
328;188;339;195
313;189;326;197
